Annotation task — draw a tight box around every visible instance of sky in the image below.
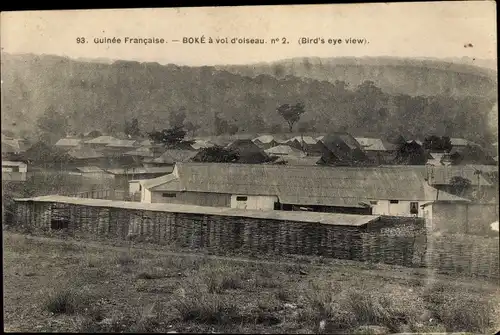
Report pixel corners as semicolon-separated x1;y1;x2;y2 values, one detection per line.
0;2;497;66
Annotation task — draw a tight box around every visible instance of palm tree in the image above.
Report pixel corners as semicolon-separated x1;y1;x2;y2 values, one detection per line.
473;169;483;200
473;169;483;187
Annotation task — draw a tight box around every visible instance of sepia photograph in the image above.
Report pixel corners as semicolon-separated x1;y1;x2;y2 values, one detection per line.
1;2;499;334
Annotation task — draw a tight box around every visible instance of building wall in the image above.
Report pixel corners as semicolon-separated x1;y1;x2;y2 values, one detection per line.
142;188;152;203
1;172;27;181
230;195;279;210
430;202;469;233
150;191;231;207
371;199;423;217
2;162;27;173
129;181;142;195
467;203;499;235
422;205;433;231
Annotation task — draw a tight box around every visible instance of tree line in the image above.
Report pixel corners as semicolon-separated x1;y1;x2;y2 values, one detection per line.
3;53;496;148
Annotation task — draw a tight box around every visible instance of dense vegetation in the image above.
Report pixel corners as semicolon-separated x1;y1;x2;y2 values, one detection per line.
1;53;497;147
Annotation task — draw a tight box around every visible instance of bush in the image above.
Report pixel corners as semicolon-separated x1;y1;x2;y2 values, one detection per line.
204;266;245;293
173;294;241;325
256;277;281;289
299;283;425;332
276;288;293;302
137;271;163;280
115;252;134;266
424;286;494;333
45;288;89;314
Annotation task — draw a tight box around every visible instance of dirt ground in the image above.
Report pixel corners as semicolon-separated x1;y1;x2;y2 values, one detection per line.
3;231;500;334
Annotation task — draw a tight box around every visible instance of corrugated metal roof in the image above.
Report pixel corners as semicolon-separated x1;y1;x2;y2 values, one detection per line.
139;139;153;147
75;166;106;173
2;160;27;167
145;163;469;206
106;166;174;175
84;136;119;145
288;136;318;145
152;149;198;164
124;147;155;157
321;133;362;150
55;138;82;147
355;137;387;151
209;138;233;147
265;145;305;156
14;195;381;226
142;172;180;189
406;140;423;146
191;140;214;150
67;146;104;159
105;140;137;148
427;152;453;166
450;138;479;147
320;133;369;163
253;135;275;144
424;165;492;186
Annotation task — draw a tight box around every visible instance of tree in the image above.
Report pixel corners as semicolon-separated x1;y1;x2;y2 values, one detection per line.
192;145;240;163
125;118;141;138
393;142;428;165
184;121;200;138
36;106;69;144
277;102;306;133
148;126;194;148
473;169;483;187
423;135;453;152
450;176;472;197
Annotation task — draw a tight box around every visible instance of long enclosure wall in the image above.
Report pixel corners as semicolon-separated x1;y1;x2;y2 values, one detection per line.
11;199;499;281
13;200;423;267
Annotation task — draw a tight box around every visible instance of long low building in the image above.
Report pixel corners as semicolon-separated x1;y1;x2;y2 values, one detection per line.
140;162;474;217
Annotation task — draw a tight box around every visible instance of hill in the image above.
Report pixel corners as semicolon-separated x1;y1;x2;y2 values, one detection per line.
1;53;497;146
216;56;497;97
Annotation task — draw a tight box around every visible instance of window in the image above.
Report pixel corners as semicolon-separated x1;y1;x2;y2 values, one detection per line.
389;200;399;204
410;202;419;214
236;196;248;201
162;193;176;198
139;184;142;191
51;218;69;230
369;200;378;205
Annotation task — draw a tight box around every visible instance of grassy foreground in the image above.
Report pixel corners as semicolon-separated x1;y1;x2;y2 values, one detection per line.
3;232;500;334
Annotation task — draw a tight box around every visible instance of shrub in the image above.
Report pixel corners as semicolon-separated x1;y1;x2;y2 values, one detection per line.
115;252;134;266
254;276;281;289
276;288;293;302
137;271;163;280
204;266;245;293
173;294;241;325
426;289;494;333
45;288;89;314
